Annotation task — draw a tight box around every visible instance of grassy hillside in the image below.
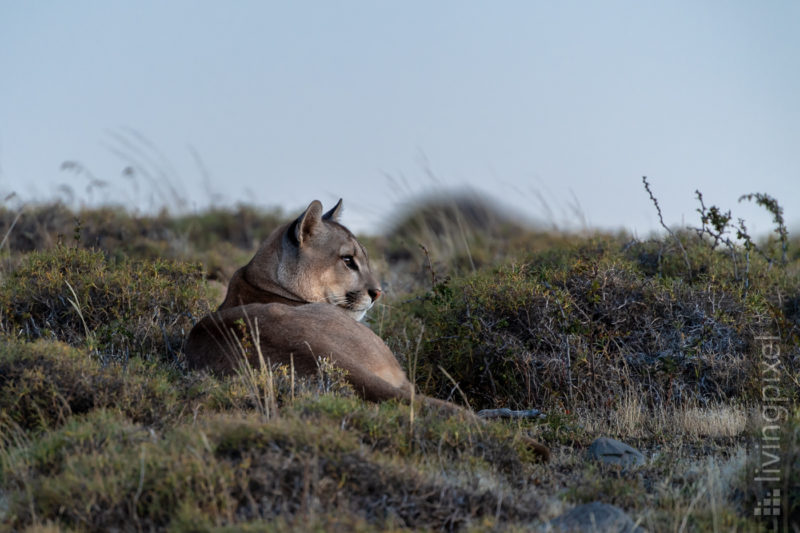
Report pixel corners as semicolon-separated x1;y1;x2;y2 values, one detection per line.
0;191;798;531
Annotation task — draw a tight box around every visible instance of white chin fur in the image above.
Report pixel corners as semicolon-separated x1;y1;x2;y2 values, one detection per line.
344;302;372;322
327;293;372;322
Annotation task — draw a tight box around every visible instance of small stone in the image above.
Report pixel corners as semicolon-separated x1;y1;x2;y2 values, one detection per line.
546;501;643;532
587;437;645;467
477;407;544;419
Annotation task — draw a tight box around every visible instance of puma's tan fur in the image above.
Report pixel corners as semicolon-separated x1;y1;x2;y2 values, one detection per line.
186;199;550;461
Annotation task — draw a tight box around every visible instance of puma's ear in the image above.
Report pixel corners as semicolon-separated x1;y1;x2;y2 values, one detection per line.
322;198;343;221
292;200;324;245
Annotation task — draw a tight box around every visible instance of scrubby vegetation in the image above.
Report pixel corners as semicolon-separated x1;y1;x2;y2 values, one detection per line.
0;246;210;362
1;188;798;531
382;237;792;412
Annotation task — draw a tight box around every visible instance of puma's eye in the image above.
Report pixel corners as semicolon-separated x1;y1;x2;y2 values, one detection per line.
341;255;358;270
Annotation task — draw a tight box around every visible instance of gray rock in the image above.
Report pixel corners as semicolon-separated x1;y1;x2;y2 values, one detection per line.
546;502;643;532
477;408;544;419
587;437;645;467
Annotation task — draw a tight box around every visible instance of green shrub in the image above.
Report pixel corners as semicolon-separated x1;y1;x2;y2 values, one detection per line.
0;245;211;361
382;237;798;411
0;340;182;431
0;203;284;288
169;205;283;251
1;410;236;531
625;232;800;347
0;203;282;256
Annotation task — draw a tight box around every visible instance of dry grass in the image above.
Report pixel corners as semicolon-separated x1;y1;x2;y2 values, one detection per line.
578;393;747;439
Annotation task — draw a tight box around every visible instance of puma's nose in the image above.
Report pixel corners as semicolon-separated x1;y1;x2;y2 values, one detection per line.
368;288;382;302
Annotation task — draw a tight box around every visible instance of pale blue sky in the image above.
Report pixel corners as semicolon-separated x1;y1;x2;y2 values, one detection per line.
1;1;798;235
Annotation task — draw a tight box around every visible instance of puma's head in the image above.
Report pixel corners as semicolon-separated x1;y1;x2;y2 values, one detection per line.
243;199;381;321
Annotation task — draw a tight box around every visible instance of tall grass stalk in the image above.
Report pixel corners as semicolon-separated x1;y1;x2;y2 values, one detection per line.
0;205;23;252
232;316;278;420
642;176;692;272
64;279;94;350
438;365;473;413
407;325;425;431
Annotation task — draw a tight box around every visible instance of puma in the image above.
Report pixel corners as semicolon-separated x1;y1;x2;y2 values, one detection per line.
186;199;550;461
